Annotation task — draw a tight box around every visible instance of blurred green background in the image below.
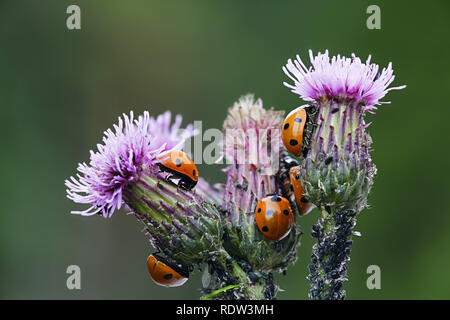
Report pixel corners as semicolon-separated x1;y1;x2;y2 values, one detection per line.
1;0;449;299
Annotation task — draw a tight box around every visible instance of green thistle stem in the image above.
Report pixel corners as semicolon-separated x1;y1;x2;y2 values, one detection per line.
203;248;272;300
308;208;356;300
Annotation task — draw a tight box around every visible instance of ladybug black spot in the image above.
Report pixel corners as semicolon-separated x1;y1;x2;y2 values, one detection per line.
262;226;269;232
300;197;309;203
289;139;298;146
257;208;261;213
265;210;275;217
302;148;309;158
283;210;289;216
271;195;282;202
295;175;300;180
192;169;197;176
283;123;289;130
163;273;173;280
294;117;302;123
175;159;182;167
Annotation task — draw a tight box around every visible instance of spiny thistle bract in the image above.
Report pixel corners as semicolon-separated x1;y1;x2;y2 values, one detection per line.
283;50;405;299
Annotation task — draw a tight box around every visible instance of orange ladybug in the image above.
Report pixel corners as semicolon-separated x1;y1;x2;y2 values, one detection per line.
281;107;307;157
255;195;295;241
289;166;314;216
158;150;198;190
146;254;189;287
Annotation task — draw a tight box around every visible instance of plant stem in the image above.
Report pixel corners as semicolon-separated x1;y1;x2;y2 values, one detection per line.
308;208;357;300
201;285;241;300
203;248;274;300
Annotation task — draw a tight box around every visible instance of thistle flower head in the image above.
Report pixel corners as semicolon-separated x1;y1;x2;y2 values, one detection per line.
283;50;406;111
65;111;196;218
222;94;285;219
223;94;285;148
221;94;301;272
283;51;404;212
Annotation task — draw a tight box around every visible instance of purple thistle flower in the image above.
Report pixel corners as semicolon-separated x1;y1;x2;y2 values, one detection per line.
65;111;196;218
145;111;197;152
222;94;285;221
283;50;406;111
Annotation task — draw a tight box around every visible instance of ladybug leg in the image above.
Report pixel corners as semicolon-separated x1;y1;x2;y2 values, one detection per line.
164;174;179;187
177;179;185;190
178;179;195;191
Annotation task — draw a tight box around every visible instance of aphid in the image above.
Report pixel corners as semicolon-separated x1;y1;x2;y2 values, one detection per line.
281;106;307;157
157;150;198;190
255;195;294;241
146;254;189;287
289;166;314;216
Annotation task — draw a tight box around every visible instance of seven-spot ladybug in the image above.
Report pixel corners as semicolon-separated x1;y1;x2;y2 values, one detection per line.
281;107;307;157
255;195;294;241
158;150;198;190
146;254;189;287
289;166;314;216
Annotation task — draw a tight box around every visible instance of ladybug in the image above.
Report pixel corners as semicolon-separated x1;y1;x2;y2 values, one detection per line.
146;254;189;287
255;195;295;241
157;150;198;190
289;166;314;216
281;106;307;157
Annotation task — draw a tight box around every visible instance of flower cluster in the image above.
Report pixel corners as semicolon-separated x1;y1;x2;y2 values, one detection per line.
65;49;404;300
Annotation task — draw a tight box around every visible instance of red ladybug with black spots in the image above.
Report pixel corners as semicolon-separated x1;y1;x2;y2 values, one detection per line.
281;106;307;157
158;150;198;190
255;195;295;241
289;166;314;216
146;254;189;287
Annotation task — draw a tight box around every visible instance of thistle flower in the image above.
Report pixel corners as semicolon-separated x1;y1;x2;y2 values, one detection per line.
65;111;223;266
283;49;406;111
65;111;194;218
283;50;405;299
221;94;302;273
